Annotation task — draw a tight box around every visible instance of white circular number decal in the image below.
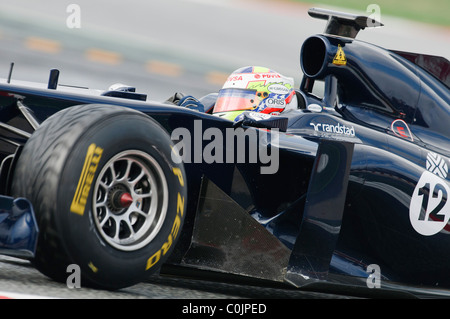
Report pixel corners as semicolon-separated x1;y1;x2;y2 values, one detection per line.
410;170;450;236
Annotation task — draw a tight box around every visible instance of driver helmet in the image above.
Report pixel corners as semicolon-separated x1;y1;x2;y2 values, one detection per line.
213;66;297;121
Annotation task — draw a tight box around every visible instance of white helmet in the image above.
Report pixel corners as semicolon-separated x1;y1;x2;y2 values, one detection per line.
213;66;297;121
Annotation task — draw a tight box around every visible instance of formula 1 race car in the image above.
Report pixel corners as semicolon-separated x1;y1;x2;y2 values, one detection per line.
0;8;449;297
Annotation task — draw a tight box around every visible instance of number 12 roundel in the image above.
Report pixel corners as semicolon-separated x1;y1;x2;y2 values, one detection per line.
410;170;450;236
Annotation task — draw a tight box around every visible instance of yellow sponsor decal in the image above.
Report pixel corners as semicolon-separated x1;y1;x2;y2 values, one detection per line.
70;144;103;215
333;44;347;66
146;166;186;271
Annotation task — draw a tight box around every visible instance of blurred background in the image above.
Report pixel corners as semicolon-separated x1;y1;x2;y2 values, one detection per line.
0;0;449;101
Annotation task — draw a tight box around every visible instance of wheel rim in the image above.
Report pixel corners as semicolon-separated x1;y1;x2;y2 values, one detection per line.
92;150;168;251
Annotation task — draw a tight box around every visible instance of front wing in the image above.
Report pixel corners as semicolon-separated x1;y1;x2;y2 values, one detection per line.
0;196;38;258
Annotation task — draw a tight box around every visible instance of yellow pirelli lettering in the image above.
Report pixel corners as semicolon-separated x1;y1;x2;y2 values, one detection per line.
70;144;103;215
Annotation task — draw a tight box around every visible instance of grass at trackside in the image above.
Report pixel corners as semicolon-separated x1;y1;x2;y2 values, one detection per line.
293;0;450;26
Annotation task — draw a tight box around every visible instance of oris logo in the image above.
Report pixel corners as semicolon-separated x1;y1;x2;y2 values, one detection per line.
266;98;285;106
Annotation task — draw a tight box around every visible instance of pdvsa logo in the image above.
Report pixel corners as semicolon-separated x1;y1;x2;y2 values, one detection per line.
228;75;243;81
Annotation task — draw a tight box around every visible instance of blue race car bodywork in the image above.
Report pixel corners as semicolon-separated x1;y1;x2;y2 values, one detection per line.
0;196;37;258
0;8;449;296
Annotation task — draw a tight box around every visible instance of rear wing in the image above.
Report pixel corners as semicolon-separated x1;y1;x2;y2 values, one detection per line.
308;7;383;38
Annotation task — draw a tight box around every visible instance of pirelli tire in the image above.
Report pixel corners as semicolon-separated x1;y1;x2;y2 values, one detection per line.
11;104;187;290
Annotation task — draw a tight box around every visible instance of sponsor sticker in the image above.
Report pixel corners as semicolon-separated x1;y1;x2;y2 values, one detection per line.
426;152;448;179
268;83;290;94
310;121;355;137
307;103;323;113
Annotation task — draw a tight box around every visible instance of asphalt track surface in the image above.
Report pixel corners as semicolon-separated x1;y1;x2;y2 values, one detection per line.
0;255;359;300
0;0;449;300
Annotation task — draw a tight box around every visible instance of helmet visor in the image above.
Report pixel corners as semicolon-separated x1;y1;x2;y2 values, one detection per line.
213;88;258;113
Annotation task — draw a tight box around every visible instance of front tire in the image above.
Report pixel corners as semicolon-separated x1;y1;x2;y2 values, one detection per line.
12;104;187;290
